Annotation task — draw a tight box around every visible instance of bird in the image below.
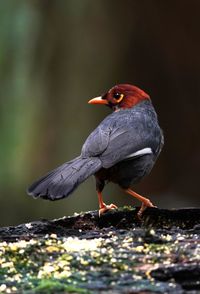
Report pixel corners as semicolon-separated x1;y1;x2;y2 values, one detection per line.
27;84;164;217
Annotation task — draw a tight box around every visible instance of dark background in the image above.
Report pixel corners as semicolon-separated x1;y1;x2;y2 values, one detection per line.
0;0;200;226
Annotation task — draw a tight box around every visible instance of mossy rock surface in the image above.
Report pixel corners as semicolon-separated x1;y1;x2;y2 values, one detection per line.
0;207;200;293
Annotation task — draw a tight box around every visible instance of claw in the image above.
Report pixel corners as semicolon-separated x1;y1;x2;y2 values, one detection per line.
137;201;157;219
99;203;118;217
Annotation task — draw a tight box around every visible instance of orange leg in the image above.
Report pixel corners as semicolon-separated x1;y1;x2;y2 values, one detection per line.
124;188;156;218
97;191;118;216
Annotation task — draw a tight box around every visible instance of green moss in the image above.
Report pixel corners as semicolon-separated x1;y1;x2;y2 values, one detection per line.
33;279;89;294
118;205;136;212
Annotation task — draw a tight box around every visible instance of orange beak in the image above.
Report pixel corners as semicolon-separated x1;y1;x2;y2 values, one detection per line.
88;96;108;105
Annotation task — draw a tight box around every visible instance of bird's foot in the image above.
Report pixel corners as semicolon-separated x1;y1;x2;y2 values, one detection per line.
99;203;118;217
137;200;157;219
123;188;157;220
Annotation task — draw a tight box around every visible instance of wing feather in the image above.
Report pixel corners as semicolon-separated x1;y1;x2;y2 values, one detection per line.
81;104;160;169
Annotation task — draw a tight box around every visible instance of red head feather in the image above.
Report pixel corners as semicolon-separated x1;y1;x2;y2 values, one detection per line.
89;84;150;110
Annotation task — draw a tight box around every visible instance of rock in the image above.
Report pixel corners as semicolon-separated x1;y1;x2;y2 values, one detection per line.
0;206;200;293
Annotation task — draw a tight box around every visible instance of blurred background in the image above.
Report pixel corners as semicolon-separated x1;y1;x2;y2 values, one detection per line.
0;0;200;226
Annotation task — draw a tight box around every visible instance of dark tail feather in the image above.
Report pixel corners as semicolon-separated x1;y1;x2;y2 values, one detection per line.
27;156;102;200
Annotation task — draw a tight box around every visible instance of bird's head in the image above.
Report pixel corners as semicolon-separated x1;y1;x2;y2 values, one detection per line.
88;84;150;111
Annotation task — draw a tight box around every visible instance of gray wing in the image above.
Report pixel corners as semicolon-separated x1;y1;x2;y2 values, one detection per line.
81;111;130;159
81;125;111;157
81;107;160;168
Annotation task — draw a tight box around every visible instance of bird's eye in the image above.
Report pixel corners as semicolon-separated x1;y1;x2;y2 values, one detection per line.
113;93;124;103
113;93;121;99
